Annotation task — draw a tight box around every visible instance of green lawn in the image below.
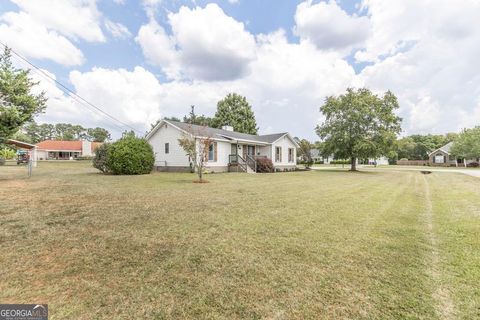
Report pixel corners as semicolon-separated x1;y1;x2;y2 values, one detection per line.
1;162;479;319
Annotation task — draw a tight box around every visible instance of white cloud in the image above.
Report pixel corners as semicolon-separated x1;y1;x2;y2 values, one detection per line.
358;0;480;134
31;0;480;141
10;0;105;42
0;11;84;66
69;67;163;128
136;20;180;79
104;19;131;39
137;3;256;81
294;0;370;52
30;70;84;124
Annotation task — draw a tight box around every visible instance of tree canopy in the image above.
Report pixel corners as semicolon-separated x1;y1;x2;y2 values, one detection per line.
0;47;47;142
22;121;111;143
316;88;402;171
296;139;314;167
395;133;457;160
450;126;480;160
212;93;258;134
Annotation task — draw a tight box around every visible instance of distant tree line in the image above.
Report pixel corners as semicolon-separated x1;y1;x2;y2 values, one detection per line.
13;121;111;143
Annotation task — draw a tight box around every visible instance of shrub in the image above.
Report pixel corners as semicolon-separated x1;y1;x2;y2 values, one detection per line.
105;136;154;175
256;157;274;173
93;143;110;173
0;147;16;160
467;161;479;168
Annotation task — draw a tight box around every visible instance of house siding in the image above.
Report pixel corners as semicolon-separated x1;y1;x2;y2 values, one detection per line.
428;150;456;166
271;135;297;169
149;123;191;167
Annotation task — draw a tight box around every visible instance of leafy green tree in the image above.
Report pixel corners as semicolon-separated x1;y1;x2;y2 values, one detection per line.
0;47;47;142
87;127;111;142
451;126;480;165
183;106;213;127
316;88;402;171
297;139;314;168
212;93;258;134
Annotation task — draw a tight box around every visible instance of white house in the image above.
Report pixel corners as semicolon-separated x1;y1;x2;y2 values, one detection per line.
146;120;299;172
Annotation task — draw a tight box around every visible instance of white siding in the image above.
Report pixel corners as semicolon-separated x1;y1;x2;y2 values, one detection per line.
271;135;297;166
205;140;231;167
148;123;190;167
257;145;271;158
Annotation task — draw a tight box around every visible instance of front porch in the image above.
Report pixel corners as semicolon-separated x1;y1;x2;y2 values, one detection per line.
227;143;269;173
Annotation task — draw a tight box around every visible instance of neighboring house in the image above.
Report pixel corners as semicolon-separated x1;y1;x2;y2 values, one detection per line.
146;120;298;172
35;140;102;160
367;156;389;165
428;141;479;166
428;142;457;166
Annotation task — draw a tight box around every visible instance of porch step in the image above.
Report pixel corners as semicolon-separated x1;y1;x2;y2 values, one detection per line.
246;166;256;174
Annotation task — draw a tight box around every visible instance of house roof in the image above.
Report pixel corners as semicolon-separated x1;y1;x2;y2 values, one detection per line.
429;141;453;156
156;120;297;146
35;140;102;152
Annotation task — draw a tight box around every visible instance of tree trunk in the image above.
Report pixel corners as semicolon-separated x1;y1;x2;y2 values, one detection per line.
350;157;357;171
464;158;467;168
198;164;203;182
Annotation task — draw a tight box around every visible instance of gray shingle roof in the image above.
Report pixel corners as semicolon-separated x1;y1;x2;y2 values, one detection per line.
166;120;288;144
429;141;453;155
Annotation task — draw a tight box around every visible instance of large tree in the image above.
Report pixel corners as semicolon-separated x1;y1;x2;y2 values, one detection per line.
212;93;258;134
316;88;402;171
183;105;213;127
450;126;480;166
296;139;314;168
0;47;47;142
87;127;111;142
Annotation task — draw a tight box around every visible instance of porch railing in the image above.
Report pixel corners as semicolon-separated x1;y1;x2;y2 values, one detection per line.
246;155;257;172
228;154;247;172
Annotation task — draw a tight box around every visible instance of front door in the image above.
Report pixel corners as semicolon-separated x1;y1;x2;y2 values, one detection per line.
247;145;255;157
231;144;238;163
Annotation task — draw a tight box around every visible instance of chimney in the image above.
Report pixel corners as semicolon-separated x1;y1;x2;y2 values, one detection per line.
82;140;92;156
222;125;234;132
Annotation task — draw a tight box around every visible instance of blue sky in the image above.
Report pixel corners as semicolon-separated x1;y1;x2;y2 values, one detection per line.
1;0;479;139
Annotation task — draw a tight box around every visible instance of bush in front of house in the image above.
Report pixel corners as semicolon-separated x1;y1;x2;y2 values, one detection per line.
105;136;154;175
256;157;274;173
467;161;479;168
93;143;110;173
93;136;154;175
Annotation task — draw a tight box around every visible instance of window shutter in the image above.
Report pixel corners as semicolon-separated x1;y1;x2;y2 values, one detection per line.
214;142;217;162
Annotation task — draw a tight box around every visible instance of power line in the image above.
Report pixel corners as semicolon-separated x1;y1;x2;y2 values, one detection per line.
0;41;145;135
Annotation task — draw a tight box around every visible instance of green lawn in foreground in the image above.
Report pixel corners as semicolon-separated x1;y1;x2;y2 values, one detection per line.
1;162;479;319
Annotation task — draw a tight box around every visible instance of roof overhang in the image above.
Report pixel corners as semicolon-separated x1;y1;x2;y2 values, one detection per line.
218;134;269;145
271;133;300;148
428;148;450;156
6;139;36;149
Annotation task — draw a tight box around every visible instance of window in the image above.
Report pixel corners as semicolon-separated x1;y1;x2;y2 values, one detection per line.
275;147;282;162
208;142;217;161
165;143;169;154
288;148;294;162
